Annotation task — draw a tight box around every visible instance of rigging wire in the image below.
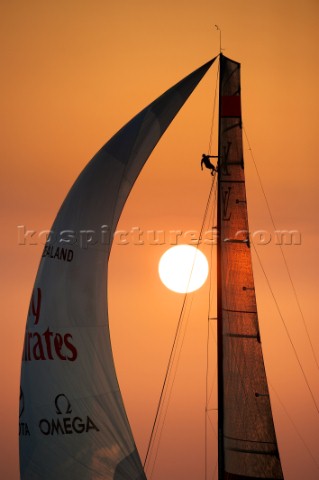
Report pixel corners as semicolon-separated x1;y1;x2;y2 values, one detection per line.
205;179;218;480
145;63;220;478
143;291;188;472
252;242;319;417
206;183;218;406
207;60;220;155
243;127;319;374
204;64;219;479
144;176;217;477
269;383;319;472
243;127;319;415
147;294;195;480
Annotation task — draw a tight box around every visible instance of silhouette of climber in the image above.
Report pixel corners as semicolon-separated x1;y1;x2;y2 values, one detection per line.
201;154;218;175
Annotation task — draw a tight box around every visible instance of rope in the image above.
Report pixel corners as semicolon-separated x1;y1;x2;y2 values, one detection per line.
144;176;217;477
207;60;220;155
252;242;319;416
145;64;220;477
143;292;188;471
205;178;218;480
147;294;195;479
243;127;319;373
269;383;319;472
203;66;219;480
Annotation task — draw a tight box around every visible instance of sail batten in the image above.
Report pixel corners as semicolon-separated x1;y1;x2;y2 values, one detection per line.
217;54;284;480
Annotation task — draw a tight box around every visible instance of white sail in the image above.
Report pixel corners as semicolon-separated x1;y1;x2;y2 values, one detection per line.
19;58;215;479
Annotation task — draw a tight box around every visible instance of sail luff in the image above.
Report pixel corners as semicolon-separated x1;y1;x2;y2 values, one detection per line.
217;54;284;480
19;58;216;480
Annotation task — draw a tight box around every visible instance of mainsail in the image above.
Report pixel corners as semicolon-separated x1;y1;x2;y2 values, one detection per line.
19;58;215;479
217;54;284;479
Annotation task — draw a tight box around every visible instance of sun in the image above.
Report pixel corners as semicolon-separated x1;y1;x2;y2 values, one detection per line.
158;245;209;294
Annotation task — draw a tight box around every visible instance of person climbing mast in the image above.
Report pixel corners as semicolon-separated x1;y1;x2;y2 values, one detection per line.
201;153;218;175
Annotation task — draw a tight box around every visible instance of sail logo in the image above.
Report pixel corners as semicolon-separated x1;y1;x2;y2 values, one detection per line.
19;388;31;436
220;141;231;176
222;187;232;221
220;139;244;175
23;287;78;362
29;287;41;324
38;394;99;436
42;244;74;262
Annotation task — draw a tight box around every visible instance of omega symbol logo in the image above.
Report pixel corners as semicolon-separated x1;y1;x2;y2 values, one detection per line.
38;393;100;436
55;393;72;415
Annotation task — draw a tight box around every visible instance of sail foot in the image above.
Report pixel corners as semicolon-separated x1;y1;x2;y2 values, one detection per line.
223;473;282;480
113;450;147;480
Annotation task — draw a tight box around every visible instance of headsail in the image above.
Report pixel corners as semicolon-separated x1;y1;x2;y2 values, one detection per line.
19;58;216;480
217;54;284;479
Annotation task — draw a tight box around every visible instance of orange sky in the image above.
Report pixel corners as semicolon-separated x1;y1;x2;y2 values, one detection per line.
1;1;319;479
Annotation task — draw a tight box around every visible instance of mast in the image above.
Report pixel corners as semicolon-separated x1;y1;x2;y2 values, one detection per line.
217;53;225;479
216;53;284;479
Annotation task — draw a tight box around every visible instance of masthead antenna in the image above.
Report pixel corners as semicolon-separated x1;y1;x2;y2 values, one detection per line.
214;25;222;53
